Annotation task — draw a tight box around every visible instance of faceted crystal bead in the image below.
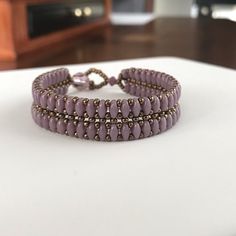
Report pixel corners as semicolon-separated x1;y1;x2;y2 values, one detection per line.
72;72;90;90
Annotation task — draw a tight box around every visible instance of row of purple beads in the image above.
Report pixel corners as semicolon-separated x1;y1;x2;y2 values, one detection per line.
31;104;180;141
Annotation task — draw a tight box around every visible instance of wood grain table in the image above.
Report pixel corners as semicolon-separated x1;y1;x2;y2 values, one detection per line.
0;17;235;70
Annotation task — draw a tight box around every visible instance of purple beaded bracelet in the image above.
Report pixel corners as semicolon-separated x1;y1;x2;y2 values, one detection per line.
31;67;181;141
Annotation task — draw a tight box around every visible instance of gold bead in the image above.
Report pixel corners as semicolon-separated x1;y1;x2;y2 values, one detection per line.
94;113;99;119
89;117;95;122
95;122;100;128
139;120;144;126
117;113;123;119
83;98;89;105
111;118;117;123
83;112;88;118
83;121;89;127
94;98;100;106
138;98;144;104
128;98;134;106
117;122;122;129
72;97;78;103
105;123;111;129
116;99;122;107
105;100;111;107
95;134;100;141
105;112;111;119
128;122;134;128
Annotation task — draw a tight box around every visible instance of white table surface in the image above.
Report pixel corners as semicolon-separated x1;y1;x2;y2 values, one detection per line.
0;57;236;236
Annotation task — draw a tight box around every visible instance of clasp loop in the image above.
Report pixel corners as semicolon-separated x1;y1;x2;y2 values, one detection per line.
72;68;109;90
85;68;109;90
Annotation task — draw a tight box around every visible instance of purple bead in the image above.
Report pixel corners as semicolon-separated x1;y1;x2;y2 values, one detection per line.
121;124;130;141
140;88;145;97
150;89;156;96
160;73;166;88
142;121;151;138
32;109;37;122
121;69;128;78
177;85;181;100
160;117;167;132
86;99;95;117
98;124;106;141
47;94;56;111
42;115;49;129
60;87;66;95
110;125;118;141
135;86;141;96
124;83;130;93
167;115;173;129
161;95;168;111
172;112;177;125
65;97;74;115
159;74;166;88
129;85;135;95
76;122;85;139
108;76;117;86
98;100;106;118
121;100;130;118
151;119;159;135
142;97;151;115
152;96;160;113
57;87;65;95
132;123;141;139
146;70;151;83
40;92;48;108
134;70;140;80
49;117;57;132
67;121;75;137
56;96;65;113
32;90;38;104
174;89;178;104
41;78;48;89
36;113;42;126
36;91;41;105
75;98;85;116
168;94;175;108
132;98;141;117
56;68;69;82
57;119;66;134
87;123;96;140
140;70;146;81
128;68;135;78
146;88;151;97
110;100;118;118
151;71;156;84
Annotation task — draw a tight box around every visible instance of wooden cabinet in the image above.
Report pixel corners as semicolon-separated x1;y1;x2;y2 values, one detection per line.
0;0;111;61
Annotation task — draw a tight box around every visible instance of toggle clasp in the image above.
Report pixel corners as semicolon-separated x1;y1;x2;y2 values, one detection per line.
72;68;109;90
72;68;125;90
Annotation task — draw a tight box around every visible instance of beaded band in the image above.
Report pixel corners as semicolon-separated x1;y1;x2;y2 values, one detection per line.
31;67;181;141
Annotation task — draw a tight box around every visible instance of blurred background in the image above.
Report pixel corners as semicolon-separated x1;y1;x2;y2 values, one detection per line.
0;0;235;70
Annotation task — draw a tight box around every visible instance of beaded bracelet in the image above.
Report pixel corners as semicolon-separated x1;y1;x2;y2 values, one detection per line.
31;67;181;141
